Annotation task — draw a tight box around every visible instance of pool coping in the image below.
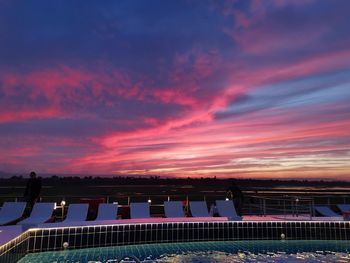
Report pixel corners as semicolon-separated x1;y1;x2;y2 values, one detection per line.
1;219;350;262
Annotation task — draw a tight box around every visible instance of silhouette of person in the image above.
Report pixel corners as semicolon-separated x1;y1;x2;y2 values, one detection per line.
23;171;42;206
226;180;244;216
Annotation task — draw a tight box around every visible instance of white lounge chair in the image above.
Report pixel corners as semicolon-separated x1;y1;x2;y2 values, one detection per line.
63;204;89;222
190;201;210;217
18;203;55;225
130;202;150;219
337;204;350;213
164;201;185;218
216;200;242;220
95;203;118;220
314;206;340;217
0;202;27;225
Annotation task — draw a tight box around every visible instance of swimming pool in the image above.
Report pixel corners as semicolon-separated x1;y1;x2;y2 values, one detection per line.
2;220;350;262
19;240;350;262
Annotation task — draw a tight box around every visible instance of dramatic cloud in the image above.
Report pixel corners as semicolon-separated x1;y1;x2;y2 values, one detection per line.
0;0;350;179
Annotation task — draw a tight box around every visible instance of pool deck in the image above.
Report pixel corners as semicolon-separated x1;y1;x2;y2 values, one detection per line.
0;215;346;247
0;226;24;247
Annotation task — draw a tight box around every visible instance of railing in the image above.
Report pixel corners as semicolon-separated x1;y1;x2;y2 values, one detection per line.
1;193;350;220
2;192;350;205
245;195;314;219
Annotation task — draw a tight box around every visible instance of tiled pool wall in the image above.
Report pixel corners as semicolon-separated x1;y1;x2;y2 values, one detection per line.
0;231;30;263
1;221;350;262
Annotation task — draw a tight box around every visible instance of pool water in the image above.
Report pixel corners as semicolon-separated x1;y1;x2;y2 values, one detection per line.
19;240;350;263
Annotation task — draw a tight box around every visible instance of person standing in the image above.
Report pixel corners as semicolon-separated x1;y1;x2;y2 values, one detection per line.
226;180;244;216
23;171;42;206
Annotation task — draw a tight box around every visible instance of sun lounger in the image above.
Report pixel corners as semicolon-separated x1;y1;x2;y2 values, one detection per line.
95;203;119;220
0;202;27;225
164;201;185;218
216;200;242;220
18;202;55;225
189;201;210;217
130;202;150;219
314;206;340;217
63;204;89;222
337;204;350;213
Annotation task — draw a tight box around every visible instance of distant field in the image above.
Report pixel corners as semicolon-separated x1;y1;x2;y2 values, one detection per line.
1;177;350;207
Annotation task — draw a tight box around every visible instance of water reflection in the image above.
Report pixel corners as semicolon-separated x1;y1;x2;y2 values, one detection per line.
20;240;350;263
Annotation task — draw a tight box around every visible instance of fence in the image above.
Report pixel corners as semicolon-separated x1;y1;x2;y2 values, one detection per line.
1;193;350;219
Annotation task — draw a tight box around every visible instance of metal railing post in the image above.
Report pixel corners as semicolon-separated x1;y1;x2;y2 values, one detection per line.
309;200;312;220
249;198;252;215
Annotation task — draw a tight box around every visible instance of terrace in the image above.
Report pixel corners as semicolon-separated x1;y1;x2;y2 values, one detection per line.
1;193;350;262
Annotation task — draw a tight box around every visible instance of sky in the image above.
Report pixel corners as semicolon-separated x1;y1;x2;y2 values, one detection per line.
0;0;350;179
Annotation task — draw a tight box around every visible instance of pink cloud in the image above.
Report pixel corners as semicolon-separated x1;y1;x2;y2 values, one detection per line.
1;0;349;180
60;42;350;178
0;108;61;123
1;29;349;179
0;49;223;124
0;66;142;123
270;0;316;8
221;0;328;55
67;100;350;178
229;25;330;55
2;43;349;178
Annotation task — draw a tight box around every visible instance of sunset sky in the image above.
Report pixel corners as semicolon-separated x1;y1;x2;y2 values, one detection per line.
0;0;350;179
